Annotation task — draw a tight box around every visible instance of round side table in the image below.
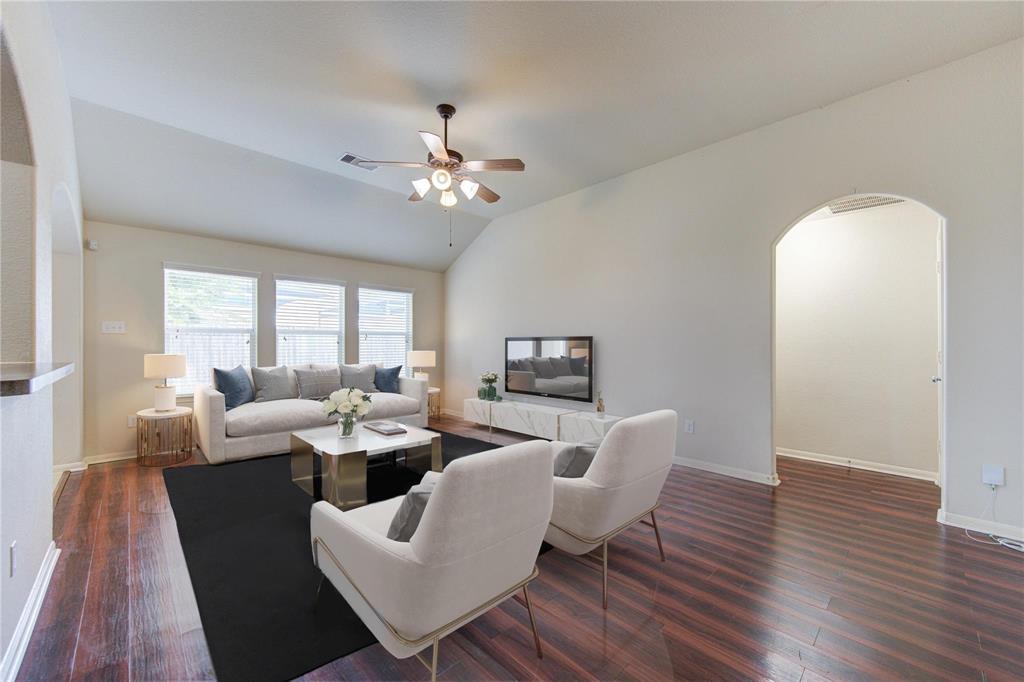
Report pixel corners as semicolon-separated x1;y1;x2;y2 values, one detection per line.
428;387;441;419
136;407;194;467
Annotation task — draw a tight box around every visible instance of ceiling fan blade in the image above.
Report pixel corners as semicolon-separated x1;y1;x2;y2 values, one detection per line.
339;154;427;171
418;131;450;162
460;158;525;172
474;181;501;203
408;191;424;202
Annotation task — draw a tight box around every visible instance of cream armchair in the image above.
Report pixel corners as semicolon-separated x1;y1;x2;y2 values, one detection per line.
545;409;677;608
310;440;553;680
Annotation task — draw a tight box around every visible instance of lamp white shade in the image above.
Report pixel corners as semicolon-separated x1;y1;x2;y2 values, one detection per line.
144;353;186;379
406;350;436;368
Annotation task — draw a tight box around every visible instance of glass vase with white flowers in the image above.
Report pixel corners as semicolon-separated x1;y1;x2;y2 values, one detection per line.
323;388;372;438
479;371;500;401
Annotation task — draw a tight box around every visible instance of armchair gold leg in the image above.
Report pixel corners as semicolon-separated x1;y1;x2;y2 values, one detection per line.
602;540;609;610
650;510;666;562
430;637;439;682
522;584;543;659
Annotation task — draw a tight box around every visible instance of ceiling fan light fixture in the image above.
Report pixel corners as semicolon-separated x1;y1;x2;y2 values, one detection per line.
412;178;431;198
440;190;458;208
431;168;452;191
459;178;479;200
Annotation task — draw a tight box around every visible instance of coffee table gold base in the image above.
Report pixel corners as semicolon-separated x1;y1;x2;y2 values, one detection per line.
291;432;442;511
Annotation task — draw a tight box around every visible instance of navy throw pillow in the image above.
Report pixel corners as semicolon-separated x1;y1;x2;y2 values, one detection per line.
374;365;403;393
214;365;254;410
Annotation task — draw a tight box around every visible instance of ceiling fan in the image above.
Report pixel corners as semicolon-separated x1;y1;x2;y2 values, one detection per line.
339;103;524;208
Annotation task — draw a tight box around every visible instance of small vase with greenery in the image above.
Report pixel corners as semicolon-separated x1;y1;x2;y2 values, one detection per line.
324;388;372;438
479;371;500;400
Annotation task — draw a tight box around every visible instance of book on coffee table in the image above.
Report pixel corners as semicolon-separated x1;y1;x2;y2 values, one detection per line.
364;420;408;436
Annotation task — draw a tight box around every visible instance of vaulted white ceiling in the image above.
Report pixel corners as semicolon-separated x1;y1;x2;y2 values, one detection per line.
50;1;1023;270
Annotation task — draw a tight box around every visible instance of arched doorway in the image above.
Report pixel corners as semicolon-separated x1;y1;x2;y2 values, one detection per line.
771;194;947;506
51;183;84;471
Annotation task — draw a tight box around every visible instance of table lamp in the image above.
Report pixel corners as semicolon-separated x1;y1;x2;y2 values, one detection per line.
406;350;436;383
144;353;186;411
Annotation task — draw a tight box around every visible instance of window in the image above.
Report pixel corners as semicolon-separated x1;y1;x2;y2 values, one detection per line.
358;287;413;375
164;267;257;395
275;277;344;366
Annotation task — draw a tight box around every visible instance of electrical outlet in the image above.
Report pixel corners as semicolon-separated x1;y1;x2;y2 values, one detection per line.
101;321;126;334
684;419;695;434
982;464;1005;487
127;415;137;429
9;541;15;577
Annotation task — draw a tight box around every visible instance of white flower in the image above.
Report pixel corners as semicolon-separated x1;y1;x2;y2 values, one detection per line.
350;388;364;400
329;389;346;403
322;399;337;414
356;402;370;416
339;401;353;413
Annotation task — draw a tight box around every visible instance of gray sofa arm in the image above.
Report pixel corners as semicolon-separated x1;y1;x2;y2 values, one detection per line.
194;384;227;464
506;370;536;392
398;376;429;426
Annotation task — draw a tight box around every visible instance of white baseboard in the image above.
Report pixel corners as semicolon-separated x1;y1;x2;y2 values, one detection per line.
776;447;938;483
673;456;780;486
83;450;135;466
52;462;86;490
0;542;60;682
937;509;1024;542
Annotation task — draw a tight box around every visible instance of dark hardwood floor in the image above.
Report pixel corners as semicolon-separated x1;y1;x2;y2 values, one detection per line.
19;416;1023;681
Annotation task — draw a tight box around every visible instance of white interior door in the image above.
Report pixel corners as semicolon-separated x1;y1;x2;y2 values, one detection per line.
934;223;944;487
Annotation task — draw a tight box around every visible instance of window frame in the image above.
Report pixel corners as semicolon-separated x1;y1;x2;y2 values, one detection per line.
273;274;346;367
162;263;259;396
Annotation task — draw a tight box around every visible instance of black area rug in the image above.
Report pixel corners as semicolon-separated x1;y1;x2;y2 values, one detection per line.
163;430;501;682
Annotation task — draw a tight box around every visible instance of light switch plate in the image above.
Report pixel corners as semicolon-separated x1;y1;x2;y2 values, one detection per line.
102;321;126;334
684;419;695;434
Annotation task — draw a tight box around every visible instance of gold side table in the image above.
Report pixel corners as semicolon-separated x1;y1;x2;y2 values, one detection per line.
136;407;193;467
428;387;441;419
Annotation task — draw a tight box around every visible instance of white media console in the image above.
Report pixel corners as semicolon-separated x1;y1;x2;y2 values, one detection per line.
464;398;621;441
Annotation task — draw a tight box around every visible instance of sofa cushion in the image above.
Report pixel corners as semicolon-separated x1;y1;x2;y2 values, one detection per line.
252;366;296;402
294;368;342;400
224;399;334;438
366;392;420;420
341;364;377;393
214;365;254;410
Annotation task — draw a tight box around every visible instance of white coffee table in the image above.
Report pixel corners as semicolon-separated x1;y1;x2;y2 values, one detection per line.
290;423;441;511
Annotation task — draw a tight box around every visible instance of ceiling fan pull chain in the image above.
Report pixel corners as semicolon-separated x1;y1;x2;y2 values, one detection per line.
449;209;453;248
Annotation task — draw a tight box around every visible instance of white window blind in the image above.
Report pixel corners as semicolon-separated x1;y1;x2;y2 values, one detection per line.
164;267;257;395
276;278;344;366
358;287;413;375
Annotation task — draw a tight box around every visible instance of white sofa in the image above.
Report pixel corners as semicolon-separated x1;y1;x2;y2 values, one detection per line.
310;440;552;677
194;364;428;464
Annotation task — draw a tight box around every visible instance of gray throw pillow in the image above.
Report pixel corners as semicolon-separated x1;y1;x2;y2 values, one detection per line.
251;366;295;402
294;367;342;400
386;480;436;542
341;364;377;393
550;356;572;377
554;444;598;478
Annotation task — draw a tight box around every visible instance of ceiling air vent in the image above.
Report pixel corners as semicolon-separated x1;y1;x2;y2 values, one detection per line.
827;196;904;214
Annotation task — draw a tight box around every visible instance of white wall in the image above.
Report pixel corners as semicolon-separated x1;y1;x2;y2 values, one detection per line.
0;0;83;666
445;40;1023;535
774;201;940;479
82;220;446;460
52;251;84;471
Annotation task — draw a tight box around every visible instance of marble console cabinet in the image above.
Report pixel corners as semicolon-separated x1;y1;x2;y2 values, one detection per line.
464;398;621;441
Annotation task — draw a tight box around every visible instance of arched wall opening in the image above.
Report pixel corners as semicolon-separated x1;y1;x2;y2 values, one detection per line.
51;183;84;469
770;194;948;510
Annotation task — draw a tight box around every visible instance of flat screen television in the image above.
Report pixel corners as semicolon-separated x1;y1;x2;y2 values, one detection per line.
505;336;593;402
